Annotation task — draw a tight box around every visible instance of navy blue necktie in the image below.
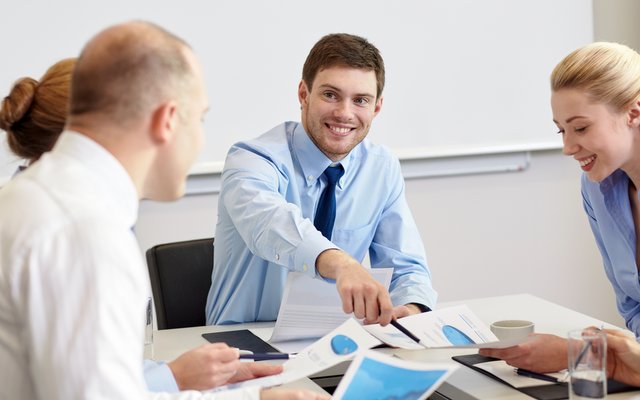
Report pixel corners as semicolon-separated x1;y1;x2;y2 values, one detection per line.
314;165;344;240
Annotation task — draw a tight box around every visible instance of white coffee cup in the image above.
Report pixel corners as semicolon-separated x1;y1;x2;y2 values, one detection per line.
490;320;534;341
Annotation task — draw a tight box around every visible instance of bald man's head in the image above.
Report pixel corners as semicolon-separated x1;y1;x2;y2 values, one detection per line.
69;21;196;124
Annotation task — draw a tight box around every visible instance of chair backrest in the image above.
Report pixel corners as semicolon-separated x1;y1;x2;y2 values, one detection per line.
145;237;214;330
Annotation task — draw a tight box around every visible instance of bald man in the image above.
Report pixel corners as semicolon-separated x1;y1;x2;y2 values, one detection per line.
0;21;327;400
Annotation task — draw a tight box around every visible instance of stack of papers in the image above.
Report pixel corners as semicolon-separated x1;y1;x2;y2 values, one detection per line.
209;271;529;394
268;269;392;344
214;317;459;396
365;305;527;350
267;270;526;352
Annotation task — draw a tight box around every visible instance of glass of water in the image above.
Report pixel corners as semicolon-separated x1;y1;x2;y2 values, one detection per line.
568;328;606;399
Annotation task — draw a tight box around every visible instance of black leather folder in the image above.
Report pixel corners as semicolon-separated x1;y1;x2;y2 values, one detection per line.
452;353;637;400
202;329;280;353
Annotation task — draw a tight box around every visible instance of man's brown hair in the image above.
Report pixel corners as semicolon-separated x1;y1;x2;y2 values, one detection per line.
302;33;385;99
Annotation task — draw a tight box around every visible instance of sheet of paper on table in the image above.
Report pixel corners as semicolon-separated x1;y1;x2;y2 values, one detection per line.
475;360;567;388
268;268;392;347
364;304;527;349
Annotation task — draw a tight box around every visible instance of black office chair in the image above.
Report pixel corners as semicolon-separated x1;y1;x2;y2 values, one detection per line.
145;237;214;330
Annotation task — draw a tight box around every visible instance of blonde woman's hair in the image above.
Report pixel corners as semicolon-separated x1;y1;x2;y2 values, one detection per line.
551;42;640;111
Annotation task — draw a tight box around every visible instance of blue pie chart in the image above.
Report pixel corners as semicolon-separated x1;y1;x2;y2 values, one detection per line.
330;334;358;355
442;325;475;345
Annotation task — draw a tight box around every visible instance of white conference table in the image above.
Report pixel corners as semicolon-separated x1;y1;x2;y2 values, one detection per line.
405;294;640;399
148;294;640;399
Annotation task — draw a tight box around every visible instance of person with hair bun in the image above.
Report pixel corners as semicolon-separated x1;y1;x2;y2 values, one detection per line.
481;42;640;382
0;35;324;398
0;58;74;167
3;57;270;394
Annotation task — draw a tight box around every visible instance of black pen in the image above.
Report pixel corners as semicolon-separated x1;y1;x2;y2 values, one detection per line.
390;319;429;348
515;368;560;383
238;352;295;361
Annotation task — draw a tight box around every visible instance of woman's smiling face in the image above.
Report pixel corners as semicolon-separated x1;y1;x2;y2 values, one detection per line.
553;88;637;182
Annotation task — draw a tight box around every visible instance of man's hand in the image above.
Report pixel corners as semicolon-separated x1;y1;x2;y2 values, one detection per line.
479;334;568;373
316;249;393;326
228;362;283;384
604;329;640;386
167;343;240;390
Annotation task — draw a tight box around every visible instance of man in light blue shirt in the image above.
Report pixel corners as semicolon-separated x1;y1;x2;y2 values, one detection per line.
206;33;437;325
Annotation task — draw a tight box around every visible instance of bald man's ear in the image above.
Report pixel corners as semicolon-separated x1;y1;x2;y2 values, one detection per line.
150;101;178;143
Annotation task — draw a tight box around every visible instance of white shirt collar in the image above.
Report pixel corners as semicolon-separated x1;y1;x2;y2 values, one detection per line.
52;131;139;228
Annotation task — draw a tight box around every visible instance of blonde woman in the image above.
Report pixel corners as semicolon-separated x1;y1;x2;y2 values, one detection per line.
482;42;640;379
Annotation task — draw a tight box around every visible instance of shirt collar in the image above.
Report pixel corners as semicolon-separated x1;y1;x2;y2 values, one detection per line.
599;169;627;195
293;122;355;187
53;131;139;228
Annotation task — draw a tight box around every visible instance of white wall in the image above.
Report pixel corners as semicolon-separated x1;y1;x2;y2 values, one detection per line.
593;0;640;52
0;0;591;179
136;150;623;327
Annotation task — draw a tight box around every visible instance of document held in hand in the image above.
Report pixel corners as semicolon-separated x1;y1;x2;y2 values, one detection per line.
269;268;392;343
211;318;382;392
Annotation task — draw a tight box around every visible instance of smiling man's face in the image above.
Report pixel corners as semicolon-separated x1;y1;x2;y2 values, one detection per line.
298;66;382;161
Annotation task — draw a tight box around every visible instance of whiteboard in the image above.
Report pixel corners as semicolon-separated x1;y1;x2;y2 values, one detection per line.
0;0;593;178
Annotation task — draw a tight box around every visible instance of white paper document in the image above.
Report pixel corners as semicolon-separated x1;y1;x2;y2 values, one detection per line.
475;360;567;388
364;304;512;349
213;318;382;392
333;350;458;400
269;268;393;344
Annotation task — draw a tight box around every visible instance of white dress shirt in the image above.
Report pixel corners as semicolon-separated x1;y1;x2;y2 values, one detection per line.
0;132;259;399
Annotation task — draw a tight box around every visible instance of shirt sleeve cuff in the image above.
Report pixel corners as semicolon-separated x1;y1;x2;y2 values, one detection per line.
293;233;337;279
143;359;179;393
408;303;431;313
391;293;438;312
